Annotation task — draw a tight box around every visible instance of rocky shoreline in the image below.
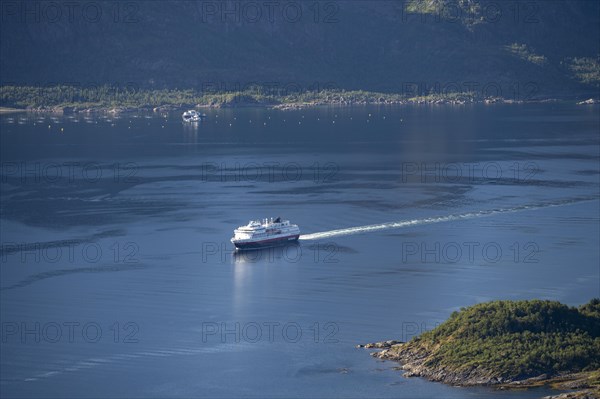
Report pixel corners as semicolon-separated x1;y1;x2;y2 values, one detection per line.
6;96;598;116
363;340;508;385
270;96;518;110
358;340;599;398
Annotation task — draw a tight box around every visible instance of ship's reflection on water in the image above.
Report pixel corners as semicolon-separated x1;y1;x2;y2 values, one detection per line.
232;242;302;265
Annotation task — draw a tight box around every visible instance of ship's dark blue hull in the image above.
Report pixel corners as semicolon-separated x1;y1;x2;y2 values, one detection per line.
233;235;300;250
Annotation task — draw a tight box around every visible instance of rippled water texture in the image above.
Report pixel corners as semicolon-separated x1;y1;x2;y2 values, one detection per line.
1;104;598;398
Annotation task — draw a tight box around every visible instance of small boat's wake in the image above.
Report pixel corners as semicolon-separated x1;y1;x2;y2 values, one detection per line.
299;197;598;241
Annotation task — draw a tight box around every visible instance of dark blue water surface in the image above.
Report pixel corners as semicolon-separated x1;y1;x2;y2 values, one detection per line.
1;104;599;398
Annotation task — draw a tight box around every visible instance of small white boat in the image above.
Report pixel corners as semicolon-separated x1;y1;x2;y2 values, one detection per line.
182;110;204;123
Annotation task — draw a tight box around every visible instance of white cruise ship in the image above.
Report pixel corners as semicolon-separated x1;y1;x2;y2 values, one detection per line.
231;217;300;250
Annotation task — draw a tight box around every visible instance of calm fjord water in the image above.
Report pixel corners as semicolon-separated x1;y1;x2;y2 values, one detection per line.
1;104;599;398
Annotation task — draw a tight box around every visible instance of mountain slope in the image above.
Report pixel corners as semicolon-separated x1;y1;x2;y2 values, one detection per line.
1;0;599;97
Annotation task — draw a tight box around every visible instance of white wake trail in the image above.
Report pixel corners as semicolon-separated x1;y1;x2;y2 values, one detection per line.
299;197;597;241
